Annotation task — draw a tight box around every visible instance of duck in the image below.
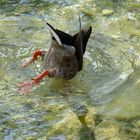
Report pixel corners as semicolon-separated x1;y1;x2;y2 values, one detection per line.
18;22;92;94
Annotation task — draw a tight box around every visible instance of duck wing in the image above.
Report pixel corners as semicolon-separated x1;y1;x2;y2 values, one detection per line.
47;23;92;71
73;26;92;71
46;22;74;46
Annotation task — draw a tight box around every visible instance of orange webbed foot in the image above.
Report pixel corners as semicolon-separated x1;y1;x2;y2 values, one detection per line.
17;80;37;95
17;69;50;95
20;50;47;68
20;58;33;68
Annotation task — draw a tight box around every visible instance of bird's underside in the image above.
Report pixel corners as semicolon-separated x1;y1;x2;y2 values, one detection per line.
18;22;92;95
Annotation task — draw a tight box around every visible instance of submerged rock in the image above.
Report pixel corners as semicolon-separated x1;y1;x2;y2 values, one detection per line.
48;135;66;140
102;9;113;16
25;137;37;140
95;120;120;139
95;117;140;140
46;110;81;139
119;122;140;140
71;104;88;125
46;107;96;139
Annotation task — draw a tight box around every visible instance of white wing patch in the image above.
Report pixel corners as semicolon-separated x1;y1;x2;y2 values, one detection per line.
47;25;62;45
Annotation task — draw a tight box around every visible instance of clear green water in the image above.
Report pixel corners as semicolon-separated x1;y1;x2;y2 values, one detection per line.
0;0;140;139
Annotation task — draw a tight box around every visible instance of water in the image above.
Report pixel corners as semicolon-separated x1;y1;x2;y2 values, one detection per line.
0;0;140;139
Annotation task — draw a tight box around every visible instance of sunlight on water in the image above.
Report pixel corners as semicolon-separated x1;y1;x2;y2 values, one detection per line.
0;0;140;139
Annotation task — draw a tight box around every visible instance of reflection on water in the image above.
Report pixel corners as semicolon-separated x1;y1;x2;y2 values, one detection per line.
0;0;140;139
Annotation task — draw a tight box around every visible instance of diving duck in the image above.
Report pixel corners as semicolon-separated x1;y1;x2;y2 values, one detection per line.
18;22;92;94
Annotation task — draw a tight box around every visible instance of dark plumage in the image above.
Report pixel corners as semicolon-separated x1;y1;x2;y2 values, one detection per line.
46;22;92;72
18;22;92;94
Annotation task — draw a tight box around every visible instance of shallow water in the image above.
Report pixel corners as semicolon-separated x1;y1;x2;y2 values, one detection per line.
0;0;140;139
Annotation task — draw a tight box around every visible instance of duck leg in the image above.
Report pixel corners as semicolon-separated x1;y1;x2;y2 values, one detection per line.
21;50;47;68
18;69;55;95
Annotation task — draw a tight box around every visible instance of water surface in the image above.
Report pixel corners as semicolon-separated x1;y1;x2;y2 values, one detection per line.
0;0;140;139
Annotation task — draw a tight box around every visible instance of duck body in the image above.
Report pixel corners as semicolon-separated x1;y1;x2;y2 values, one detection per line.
43;22;92;80
44;41;78;80
18;22;92;94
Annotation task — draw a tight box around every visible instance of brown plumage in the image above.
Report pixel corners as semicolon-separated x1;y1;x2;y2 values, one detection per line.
45;23;92;79
18;22;92;94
